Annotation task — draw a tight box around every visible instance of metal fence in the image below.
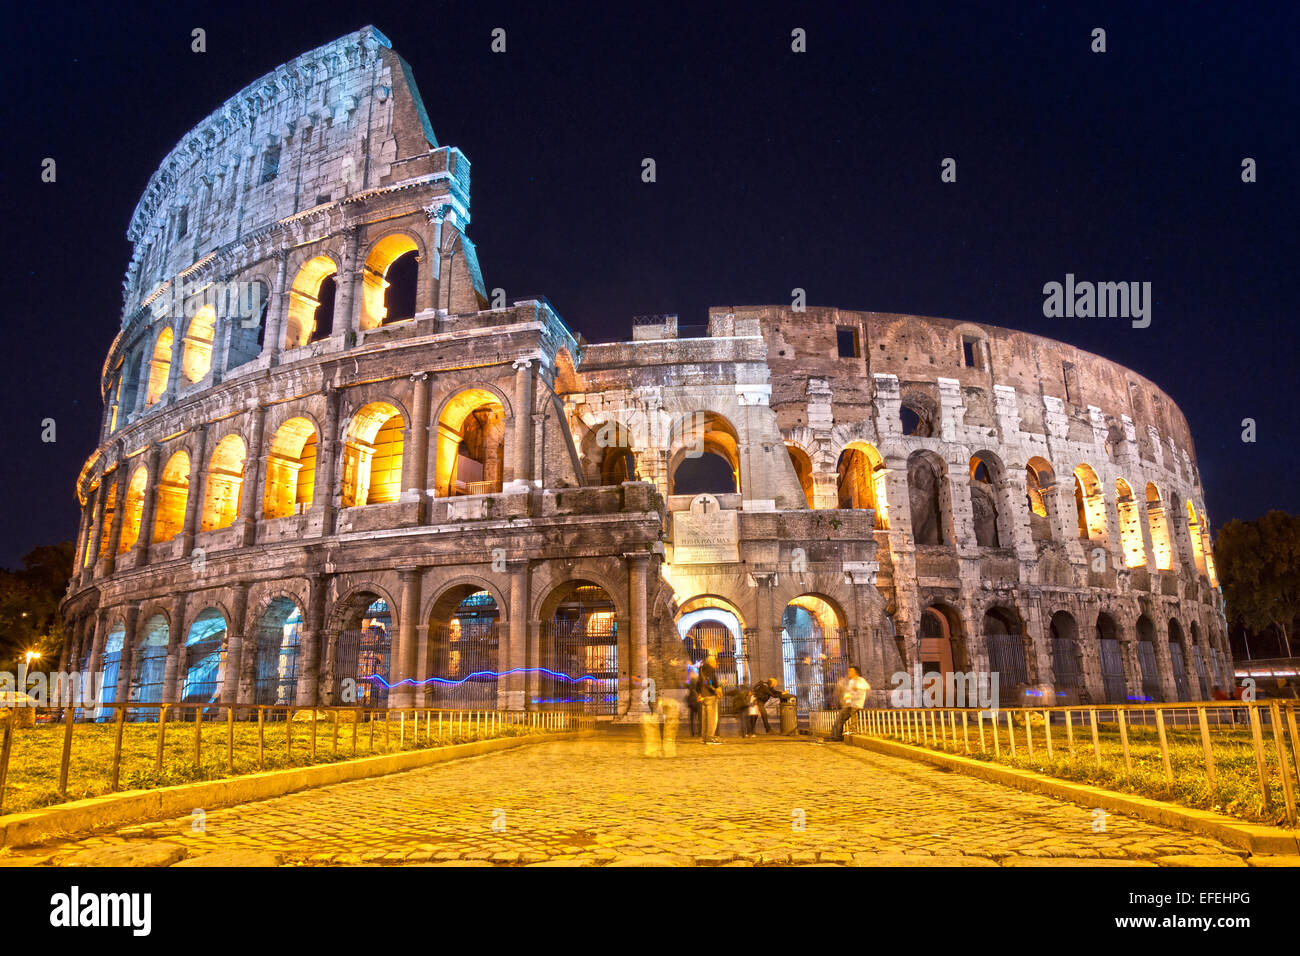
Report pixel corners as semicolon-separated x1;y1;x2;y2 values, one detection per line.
782;625;849;714
539;619;619;714
426;622;500;709
810;699;1300;827
0;703;592;815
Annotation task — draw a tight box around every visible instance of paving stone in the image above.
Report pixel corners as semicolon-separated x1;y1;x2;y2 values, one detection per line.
1002;857;1157;867
1154;855;1249;867
65;842;187;867
173;850;283;867
1245;856;1300;867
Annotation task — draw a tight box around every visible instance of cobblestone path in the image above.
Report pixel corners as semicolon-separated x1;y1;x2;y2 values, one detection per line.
7;735;1276;866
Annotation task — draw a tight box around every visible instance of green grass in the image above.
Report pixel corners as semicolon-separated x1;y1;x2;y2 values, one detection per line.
876;714;1299;827
0;714;547;815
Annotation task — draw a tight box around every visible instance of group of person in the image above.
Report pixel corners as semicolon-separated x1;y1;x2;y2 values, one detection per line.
681;651;871;744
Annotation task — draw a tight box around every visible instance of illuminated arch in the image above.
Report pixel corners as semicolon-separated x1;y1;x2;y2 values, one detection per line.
201;434;247;531
285;255;338;348
907;449;950;545
1072;463;1107;544
1114;478;1146;567
152;450;190;542
781;594;848;713
787;443;815;509
342;402;405;506
1186;500;1208;575
968;452;1005;547
129;614;170;707
360;233;420;329
434;389;505;497
253;597;302;706
181;304;216;384
145;327;173;406
668;412;740;495
180;608;227;706
263;417;318;518
1145;483;1173;570
1025;457;1055;542
837;441;888;527
426;587;501;708
538;581;619;715
117;465;148;553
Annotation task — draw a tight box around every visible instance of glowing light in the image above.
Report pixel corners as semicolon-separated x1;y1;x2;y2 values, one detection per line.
364;666;603;689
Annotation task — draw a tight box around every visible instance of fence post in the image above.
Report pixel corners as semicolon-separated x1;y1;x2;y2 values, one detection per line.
111;706;126;791
258;707;265;769
978;711;987;753
0;706;15;813
1155;707;1173;792
1089;708;1101;766
1286;704;1300;811
287;708;294;760
193;706;204;768
1024;711;1033;760
961;711;970;753
1006;711;1016;757
227;706;235;773
1269;702;1297;826
311;709;318;759
352;710;359;755
1248;704;1272;811
155;705;169;772
58;703;75;797
1197;705;1216;798
1117;709;1132;774
1065;709;1075;761
1043;711;1052;759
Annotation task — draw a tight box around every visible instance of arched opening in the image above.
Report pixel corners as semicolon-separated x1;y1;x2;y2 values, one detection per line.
97;622;126;720
1168;618;1191;700
435;389;505;497
1145;483;1173;570
787;444;815;509
285;256;338;348
334;594;392;708
361;234;420;329
1049;611;1082;703
1095;612;1127;703
982;607;1028;708
152;451;190;542
342;402;405;507
263;417;318;519
780;595;847;714
97;477;118;561
837;442;888;527
201;435;247;531
1186;501;1208;576
1025;457;1055;543
129;614;169;711
427;588;501;708
181;305;216;384
920;604;968;687
669;412;740;496
180;608;226;708
907;450;950;545
1135;615;1162;701
254;598;302;707
899;394;937;437
226;280;268;371
117;465;148;553
1200;512;1219;588
1073;464;1107;544
119;351;143;420
1189;622;1211;699
145;327;172;406
677;606;746;688
968;454;1002;547
538;582;618;714
1115;478;1146;567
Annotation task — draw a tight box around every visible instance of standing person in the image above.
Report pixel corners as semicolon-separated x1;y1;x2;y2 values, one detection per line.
831;664;870;742
751;677;788;734
685;666;702;737
699;652;723;745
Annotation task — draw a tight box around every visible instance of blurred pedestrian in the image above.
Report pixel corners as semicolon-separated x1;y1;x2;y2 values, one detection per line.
699;652;722;745
831;664;870;741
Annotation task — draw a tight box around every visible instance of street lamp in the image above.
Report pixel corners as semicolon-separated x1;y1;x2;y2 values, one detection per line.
24;649;41;666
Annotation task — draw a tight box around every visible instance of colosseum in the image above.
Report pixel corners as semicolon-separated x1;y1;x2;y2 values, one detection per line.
60;26;1230;721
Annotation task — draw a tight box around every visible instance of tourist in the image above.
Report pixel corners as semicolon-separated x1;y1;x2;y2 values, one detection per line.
739;687;760;736
699;652;723;745
751;677;789;734
831;664;870;741
685;666;702;736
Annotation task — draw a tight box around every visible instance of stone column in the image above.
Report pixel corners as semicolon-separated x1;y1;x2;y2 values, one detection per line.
319;387;341;536
101;465;131;577
295;574;329;706
425;203;450;312
751;572;779;690
87;608;111;688
391;567;422;708
115;604;142;706
406;372;431;506
222;582;250;706
266;250;291;365
162;592;188;702
132;444;162;566
508;559;530;711
239;405;267;546
81;484;106;586
411;623;430;707
181;425;209;555
334;225;362;347
510;358;535;487
626;552;650;714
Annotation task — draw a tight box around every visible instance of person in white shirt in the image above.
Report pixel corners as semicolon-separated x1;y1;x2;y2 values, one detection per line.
831;665;871;741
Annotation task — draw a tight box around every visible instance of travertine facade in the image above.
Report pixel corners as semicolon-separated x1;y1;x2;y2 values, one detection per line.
61;27;1230;717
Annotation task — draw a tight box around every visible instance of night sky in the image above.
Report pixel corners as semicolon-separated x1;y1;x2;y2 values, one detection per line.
1;1;1296;569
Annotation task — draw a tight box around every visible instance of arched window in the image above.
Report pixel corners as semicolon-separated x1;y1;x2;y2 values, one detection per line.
669;412;740;496
539;582;618;715
1200;510;1219;587
181;305;216;384
152;451;190;542
361;234;420;328
129;614;170;708
788;444;815;509
181;608;227;707
97;476;118;560
1114;478;1146;567
781;595;847;714
117;466;148;553
145;327;173;406
226;280;268;370
837;443;888;527
263;418;318;518
968;454;1001;547
899;393;937;437
342;403;405;506
97;622;126;719
435;390;506;497
201;435;247;531
254;598;302;706
907;450;949;545
285;256;338;348
1186;501;1208;575
1072;464;1107;544
1025;457;1055;542
335;595;392;707
119;351;143;420
1145;483;1173;570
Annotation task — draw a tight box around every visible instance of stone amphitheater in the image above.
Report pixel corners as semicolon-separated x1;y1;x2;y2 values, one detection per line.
60;26;1230;719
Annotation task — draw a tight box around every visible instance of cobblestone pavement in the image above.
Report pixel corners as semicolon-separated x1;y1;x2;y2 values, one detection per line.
6;735;1282;866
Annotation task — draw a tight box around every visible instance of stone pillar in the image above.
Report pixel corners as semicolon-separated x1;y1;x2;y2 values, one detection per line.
81;484;106;586
391;567;422;708
181;425;209;555
87;608;111;687
406;372;431;505
266;250;291;365
101;465;131;577
239;405;267;546
295;574;329;706
319;387;341;536
510;358;535;487
508;559;530;711
751;572;779;690
132;444;162;565
626;552;650;714
426;204;449;311
411;623;430;707
162;592;188;702
115;604;142;706
334;225;362;347
223;582;250;706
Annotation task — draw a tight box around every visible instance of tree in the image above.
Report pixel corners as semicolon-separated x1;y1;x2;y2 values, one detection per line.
0;542;74;670
1216;511;1300;658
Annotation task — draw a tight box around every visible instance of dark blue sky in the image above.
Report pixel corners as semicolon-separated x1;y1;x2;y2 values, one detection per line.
1;1;1296;568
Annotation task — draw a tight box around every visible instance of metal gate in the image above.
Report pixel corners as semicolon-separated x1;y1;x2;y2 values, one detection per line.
1098;638;1127;703
782;626;849;714
1193;647;1210;699
1050;637;1081;693
1138;641;1162;701
336;626;392;707
427;621;499;708
986;632;1029;708
539;618;618;715
1169;641;1191;700
683;622;745;688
